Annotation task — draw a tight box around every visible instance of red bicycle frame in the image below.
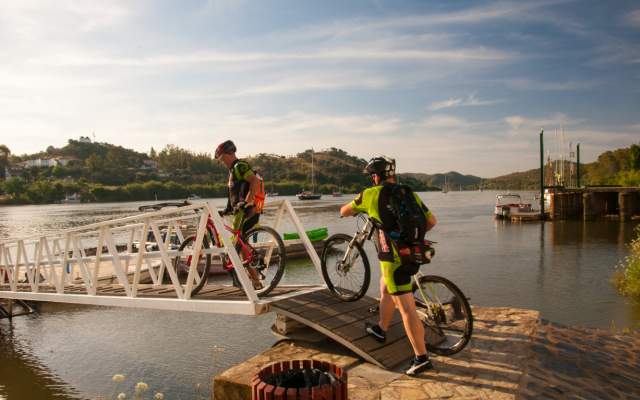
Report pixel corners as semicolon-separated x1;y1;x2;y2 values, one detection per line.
186;214;256;273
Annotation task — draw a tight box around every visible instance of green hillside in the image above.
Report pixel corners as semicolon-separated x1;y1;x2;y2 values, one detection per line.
402;172;482;189
0;141;439;204
1;139;638;204
484;143;640;189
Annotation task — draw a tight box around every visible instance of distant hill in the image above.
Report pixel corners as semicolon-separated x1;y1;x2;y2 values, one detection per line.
1;139;637;205
483;142;640;189
401;171;482;189
483;169;540;190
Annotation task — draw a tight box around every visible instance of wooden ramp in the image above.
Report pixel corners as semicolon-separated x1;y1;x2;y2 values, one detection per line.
272;289;441;370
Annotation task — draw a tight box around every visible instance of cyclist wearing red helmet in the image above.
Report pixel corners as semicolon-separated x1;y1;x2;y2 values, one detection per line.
215;140;264;289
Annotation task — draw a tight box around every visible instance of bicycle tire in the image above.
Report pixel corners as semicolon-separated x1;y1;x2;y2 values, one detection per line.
241;226;286;296
413;275;473;356
173;235;211;296
321;233;371;302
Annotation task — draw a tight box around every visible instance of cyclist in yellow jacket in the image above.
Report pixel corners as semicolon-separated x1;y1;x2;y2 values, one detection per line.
340;156;437;375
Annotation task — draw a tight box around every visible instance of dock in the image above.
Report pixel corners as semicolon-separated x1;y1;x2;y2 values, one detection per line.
545;187;640;221
509;211;542;223
214;307;640;400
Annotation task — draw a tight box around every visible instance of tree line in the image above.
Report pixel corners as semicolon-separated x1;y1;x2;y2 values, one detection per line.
0;141;437;205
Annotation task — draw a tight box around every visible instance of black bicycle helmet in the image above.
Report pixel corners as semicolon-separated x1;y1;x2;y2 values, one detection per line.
364;156;396;179
215;140;237;158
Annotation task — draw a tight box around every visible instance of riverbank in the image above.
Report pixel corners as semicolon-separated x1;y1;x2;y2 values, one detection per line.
213;307;640;399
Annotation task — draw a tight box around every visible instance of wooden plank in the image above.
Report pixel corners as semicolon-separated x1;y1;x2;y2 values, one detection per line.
369;337;414;368
351;320;408;353
271;293;421;369
316;302;378;330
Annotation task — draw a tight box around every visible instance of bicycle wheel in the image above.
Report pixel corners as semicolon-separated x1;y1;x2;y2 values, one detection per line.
173;235;211;296
413;275;473;356
321;233;370;302
241;226;286;296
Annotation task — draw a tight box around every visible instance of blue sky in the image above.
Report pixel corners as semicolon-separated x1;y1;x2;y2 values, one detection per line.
0;0;639;177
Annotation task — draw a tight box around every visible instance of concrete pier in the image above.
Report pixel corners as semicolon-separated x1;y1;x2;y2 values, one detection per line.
212;307;640;399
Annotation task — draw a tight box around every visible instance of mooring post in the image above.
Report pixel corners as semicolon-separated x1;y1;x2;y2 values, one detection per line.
7;299;13;320
577;143;581;188
619;191;631;221
540;129;545;219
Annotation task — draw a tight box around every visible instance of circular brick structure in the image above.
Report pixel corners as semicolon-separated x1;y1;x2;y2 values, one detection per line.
252;359;348;400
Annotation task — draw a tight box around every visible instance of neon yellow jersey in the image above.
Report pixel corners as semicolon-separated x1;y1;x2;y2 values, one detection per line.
349;184;432;295
349;185;432;224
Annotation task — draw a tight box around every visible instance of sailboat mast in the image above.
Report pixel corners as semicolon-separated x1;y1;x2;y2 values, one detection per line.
311;149;315;192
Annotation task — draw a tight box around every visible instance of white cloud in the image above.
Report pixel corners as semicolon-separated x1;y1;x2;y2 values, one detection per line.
503;78;597;91
0;1;134;39
590;41;640;65
233;73;387;96
282;0;576;43
418;114;484;131
625;9;640;28
30;45;514;69
428;94;503;111
504;113;580;134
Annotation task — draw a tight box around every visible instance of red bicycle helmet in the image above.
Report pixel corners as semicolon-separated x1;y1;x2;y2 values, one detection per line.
215;140;237;158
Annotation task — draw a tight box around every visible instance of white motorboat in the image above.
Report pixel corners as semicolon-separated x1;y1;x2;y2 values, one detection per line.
494;194;535;219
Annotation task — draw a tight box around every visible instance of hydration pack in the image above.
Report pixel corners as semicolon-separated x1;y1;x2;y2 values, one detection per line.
379;183;427;243
253;171;266;213
379;183;432;268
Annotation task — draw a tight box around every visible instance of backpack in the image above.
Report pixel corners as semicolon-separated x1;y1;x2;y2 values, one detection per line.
231;161;266;214
379;183;429;266
253;171;266;213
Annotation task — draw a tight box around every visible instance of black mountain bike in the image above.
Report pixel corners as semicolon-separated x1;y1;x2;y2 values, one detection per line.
320;214;473;355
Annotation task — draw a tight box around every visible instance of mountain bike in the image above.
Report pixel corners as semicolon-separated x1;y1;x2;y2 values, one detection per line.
321;214;473;355
139;201;286;297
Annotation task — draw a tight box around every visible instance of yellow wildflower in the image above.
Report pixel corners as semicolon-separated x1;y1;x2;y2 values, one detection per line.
135;382;149;393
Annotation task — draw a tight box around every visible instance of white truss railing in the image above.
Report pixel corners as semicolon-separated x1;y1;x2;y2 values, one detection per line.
0;200;324;315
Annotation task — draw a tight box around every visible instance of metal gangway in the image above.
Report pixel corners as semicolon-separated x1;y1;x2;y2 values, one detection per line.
0;200;325;317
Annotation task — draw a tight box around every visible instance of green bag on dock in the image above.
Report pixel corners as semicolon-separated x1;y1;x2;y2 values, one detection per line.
283;227;328;242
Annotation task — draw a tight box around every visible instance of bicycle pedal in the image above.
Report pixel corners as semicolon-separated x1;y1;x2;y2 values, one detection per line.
368;305;379;314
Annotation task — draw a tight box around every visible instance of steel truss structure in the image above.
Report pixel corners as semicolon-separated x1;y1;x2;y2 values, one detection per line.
0;200;324;315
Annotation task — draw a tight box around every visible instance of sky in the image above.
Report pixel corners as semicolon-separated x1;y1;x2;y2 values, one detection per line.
0;0;639;177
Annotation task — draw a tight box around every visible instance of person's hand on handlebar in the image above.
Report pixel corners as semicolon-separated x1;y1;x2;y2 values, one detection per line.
232;201;254;213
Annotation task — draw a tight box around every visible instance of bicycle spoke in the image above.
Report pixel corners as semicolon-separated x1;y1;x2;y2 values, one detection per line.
414;275;473;356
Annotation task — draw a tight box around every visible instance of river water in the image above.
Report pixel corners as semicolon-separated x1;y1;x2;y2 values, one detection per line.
1;192;639;399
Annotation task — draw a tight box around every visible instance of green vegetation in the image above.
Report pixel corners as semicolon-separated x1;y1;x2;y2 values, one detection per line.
483;142;640;190
0;141;440;205
1;139;638;204
613;226;640;300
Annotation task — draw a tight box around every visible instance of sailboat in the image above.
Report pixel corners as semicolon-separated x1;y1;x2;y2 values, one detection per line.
297;149;322;200
442;176;449;194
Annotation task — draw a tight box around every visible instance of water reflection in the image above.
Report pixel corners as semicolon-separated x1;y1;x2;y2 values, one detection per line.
0;321;80;400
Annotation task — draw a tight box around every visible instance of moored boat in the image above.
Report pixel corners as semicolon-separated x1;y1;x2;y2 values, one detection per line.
494;193;535;219
297;148;322;200
60;193;81;204
297;191;322;200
